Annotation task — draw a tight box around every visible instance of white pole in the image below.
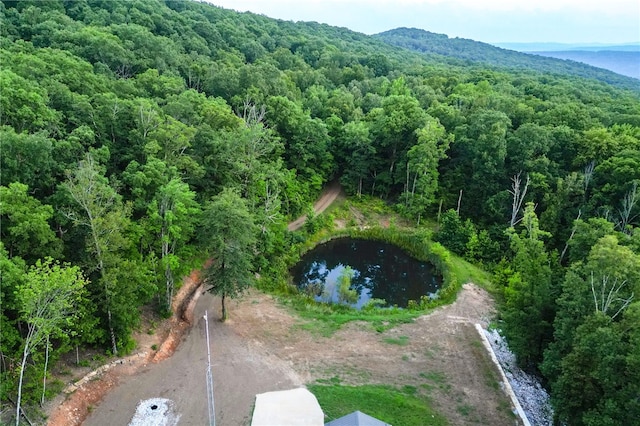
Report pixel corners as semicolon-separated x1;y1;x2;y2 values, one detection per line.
204;311;215;426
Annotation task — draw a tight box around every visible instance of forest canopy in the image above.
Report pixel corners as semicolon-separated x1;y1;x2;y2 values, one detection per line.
0;1;639;424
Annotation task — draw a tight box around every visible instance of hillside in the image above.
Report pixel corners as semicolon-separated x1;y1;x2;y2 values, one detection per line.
1;1;639;425
375;27;640;89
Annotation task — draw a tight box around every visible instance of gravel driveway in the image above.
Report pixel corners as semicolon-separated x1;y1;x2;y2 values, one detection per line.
84;292;301;426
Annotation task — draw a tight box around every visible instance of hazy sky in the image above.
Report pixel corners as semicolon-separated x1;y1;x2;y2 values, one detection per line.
207;0;640;44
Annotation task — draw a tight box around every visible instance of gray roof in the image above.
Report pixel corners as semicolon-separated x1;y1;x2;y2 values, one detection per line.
325;411;391;426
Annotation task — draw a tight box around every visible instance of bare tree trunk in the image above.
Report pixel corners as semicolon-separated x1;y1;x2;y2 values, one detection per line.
456;190;463;215
221;294;227;322
371;170;377;196
617;182;638;235
509;172;530;227
16;348;28;426
107;308;117;356
16;328;34;426
41;336;50;406
405;162;411;207
591;273;634;320
583;161;595;195
559;210;582;264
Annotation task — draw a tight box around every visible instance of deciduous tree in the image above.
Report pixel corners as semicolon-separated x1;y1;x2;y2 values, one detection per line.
14;258;87;426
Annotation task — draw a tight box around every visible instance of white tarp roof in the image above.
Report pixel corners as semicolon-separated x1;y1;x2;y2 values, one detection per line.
251;387;324;426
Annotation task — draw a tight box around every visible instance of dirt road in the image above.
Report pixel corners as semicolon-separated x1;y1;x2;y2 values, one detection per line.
287;180;343;231
83;292;301;426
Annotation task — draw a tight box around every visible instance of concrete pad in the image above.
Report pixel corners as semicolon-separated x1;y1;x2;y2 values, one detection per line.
128;398;180;426
251;388;324;426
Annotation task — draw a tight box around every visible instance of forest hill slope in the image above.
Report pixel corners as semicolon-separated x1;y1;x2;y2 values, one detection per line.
374;27;640;90
1;1;639;425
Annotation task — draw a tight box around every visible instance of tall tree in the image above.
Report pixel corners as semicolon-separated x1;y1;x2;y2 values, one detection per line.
339;120;375;197
399;116;452;223
201;189;257;321
502;203;554;368
14;258;87;426
64;153;130;355
148;177;200;312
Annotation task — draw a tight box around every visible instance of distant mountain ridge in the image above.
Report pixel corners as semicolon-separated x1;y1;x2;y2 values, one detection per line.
374;28;640;90
530;50;640;79
495;42;640;52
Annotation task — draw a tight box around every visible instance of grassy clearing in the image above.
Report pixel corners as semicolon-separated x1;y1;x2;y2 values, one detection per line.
309;383;448;426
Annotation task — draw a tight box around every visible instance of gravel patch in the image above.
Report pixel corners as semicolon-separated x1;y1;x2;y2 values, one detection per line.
484;329;554;426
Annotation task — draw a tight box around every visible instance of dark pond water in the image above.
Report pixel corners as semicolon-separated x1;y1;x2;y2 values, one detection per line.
290;238;442;309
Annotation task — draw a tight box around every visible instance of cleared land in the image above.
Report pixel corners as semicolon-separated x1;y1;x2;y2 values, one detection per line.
46;187;515;425
47;283;515;425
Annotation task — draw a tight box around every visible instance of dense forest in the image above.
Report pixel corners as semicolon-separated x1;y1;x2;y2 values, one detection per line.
0;0;639;425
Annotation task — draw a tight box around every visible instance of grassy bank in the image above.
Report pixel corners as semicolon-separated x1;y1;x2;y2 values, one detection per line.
258;197;494;335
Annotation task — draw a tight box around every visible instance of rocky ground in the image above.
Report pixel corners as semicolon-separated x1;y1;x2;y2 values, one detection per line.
485;328;554;425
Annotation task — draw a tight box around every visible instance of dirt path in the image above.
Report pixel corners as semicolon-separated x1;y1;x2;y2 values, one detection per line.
287;180;343;231
83;292;301;426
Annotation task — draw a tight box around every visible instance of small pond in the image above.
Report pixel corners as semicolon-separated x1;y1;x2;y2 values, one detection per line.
290;238;442;309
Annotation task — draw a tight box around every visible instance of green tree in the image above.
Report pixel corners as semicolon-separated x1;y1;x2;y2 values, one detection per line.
0;244;25;401
502;203;554;368
14;258;87;426
543;235;640;425
368;92;427;195
148;177;200;312
399;116;452;223
0;127;55;195
0;69;58;133
144;115;202;180
434;209;475;256
64;153;134;355
201;189;257;321
339;120;375;197
0;183;61;263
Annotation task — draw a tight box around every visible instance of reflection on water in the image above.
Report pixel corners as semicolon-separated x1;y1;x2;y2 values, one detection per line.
290;238;442;308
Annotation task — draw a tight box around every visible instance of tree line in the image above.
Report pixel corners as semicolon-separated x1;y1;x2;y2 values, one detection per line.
0;0;638;424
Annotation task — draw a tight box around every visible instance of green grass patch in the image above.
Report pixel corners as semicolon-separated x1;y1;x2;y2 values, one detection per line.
456;403;474;416
288;301;419;337
448;255;493;290
383;335;410;346
309;384;448;426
